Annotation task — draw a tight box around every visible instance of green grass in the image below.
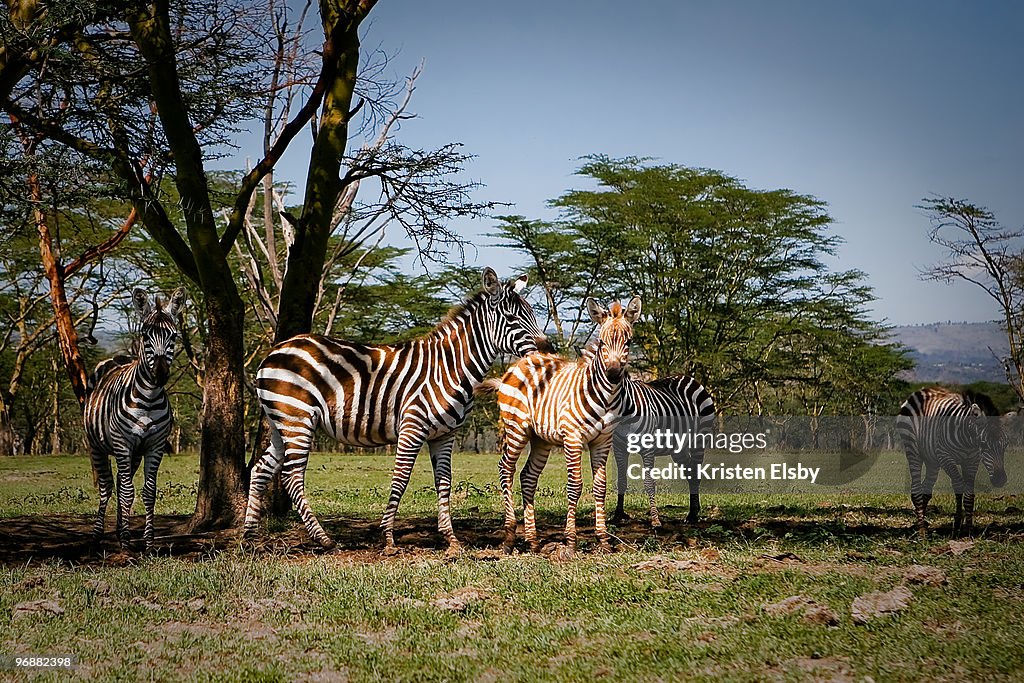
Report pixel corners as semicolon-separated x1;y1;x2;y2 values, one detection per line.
1;451;1023;682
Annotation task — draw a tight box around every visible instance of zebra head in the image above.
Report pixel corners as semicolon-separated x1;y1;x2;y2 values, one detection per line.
586;296;642;383
133;287;185;386
481;267;552;357
969;401;1011;488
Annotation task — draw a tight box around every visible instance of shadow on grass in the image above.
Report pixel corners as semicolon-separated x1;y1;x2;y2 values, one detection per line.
2;505;1023;567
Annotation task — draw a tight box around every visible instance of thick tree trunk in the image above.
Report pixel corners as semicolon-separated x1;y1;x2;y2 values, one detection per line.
190;290;249;530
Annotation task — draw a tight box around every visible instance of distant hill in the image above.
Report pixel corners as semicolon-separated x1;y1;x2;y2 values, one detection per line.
891;321;1009;383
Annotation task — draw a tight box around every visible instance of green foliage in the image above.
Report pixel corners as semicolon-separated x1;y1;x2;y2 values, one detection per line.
495;156;912;414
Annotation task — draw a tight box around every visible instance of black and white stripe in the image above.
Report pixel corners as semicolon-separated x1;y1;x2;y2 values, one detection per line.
85;288;184;550
613;375;716;527
896;386;1010;537
244;268;550;554
487;297;641;557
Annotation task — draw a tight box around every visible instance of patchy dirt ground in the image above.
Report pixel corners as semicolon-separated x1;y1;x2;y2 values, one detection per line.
3;510;1023;567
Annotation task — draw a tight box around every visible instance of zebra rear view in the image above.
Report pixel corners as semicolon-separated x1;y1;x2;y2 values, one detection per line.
613;375;716;528
85;287;184;551
896;387;1012;538
245;267;550;554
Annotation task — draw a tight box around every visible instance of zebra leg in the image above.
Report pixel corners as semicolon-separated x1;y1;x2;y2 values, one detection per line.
380;426;428;554
141;444;165;552
642;451;661;528
961;459;981;537
268;411;332;549
562;435;584;556
686;452;703;524
590;439;613;552
918;463;940;537
113;450;135;548
938;455;967;536
520;438;552;553
611;445;630;524
281;454;334;549
907;449;928;537
91;448;114;540
427;435;461;555
243;421;286;539
498;423;530;552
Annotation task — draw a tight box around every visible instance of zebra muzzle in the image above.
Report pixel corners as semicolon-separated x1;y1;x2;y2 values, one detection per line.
153;357;171;385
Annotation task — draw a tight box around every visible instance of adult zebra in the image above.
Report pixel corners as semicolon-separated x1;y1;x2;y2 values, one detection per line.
896;387;1011;537
483;297;641;559
612;375;716;527
85;288;185;551
245;267;550;554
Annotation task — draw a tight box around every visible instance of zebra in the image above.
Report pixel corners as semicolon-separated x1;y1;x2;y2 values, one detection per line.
896;386;1011;537
482;297;641;559
244;267;551;555
612;375;716;528
84;287;184;551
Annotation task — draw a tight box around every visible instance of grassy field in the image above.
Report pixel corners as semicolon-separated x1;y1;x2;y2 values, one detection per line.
1;450;1023;682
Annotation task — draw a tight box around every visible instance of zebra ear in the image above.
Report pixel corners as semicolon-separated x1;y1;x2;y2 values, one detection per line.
624;296;642;323
586;297;607;324
511;274;528;293
166;288;186;317
482;267;500;295
132;288;152;318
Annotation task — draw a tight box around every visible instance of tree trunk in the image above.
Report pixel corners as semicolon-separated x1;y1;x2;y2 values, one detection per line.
275;11;361;342
190;291;248;530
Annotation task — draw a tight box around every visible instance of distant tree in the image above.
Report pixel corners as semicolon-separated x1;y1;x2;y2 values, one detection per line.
920;197;1024;402
493;156;910;414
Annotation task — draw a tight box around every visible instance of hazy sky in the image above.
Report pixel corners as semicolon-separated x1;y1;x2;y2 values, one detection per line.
264;1;1024;325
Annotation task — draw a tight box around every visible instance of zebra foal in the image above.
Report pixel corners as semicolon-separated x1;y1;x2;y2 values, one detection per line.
483;297;641;559
85;287;184;551
245;267;550;554
613;375;716;527
896;387;1011;537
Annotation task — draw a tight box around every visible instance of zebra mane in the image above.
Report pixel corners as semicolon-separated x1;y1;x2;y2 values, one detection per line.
437;291;487;327
962;390;999;417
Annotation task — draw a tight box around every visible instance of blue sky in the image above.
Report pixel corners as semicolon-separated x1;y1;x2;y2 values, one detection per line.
265;1;1024;325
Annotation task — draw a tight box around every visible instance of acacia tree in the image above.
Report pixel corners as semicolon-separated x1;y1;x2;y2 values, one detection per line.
494;156;909;414
0;0;379;529
920;197;1024;402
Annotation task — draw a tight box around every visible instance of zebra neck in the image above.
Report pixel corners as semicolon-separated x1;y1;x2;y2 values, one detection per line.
131;362;165;399
584;353;625;405
425;303;496;388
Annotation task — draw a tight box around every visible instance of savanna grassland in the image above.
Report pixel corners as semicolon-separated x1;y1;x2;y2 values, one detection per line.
1;451;1023;682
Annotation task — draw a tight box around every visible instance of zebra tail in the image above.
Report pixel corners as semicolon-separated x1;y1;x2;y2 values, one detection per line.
474;378;502;396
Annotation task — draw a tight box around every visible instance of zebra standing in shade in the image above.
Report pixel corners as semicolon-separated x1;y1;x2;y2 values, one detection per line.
245;267;550;555
613;375;716;527
85;288;184;551
482;297;640;559
896;386;1011;537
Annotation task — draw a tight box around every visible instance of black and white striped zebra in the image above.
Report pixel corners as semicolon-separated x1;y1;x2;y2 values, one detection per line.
483;297;641;558
244;268;550;555
613;375;716;527
896;386;1011;537
85;288;184;551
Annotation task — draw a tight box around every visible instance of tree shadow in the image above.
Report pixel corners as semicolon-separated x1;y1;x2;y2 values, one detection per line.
1;504;1022;567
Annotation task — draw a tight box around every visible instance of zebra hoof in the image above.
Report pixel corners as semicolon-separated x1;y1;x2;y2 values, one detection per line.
381;544;402;557
650;519;663;529
596;541;613;554
611;511;631;524
685;514;699;525
444;543;464;560
551;544;576;562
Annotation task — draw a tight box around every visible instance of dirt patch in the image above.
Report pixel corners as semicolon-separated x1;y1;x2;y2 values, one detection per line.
762;595;839;626
851;586;913;624
903;564;948;587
